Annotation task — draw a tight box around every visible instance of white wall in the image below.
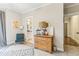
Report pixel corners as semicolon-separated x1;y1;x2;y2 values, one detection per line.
5;10;22;45
22;4;64;51
69;15;79;44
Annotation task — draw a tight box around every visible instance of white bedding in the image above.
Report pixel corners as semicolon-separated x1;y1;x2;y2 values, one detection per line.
0;44;34;56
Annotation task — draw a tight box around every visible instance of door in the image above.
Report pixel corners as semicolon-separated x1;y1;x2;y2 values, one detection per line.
64;23;67;37
76;19;79;41
70;15;79;43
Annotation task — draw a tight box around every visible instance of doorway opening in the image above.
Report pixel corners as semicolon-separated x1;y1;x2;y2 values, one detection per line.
64;15;79;55
64;15;79;46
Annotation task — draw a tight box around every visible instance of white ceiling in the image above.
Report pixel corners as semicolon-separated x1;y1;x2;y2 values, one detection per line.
0;3;49;14
64;3;79;8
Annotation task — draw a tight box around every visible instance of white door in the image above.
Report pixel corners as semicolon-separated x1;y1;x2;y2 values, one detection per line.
76;19;79;40
69;15;79;43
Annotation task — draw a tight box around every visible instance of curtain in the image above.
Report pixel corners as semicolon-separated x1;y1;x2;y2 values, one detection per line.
0;11;6;47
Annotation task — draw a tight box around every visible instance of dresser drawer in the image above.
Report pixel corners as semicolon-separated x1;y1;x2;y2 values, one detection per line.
34;35;53;53
35;42;47;50
35;43;40;48
43;37;53;44
35;42;52;52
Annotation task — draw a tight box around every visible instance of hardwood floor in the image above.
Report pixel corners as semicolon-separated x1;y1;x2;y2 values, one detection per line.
34;37;79;56
34;45;79;56
64;37;79;46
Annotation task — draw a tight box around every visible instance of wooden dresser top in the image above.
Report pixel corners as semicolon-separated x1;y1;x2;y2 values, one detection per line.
34;35;53;38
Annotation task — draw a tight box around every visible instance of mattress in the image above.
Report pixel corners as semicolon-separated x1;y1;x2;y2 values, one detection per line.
0;44;34;56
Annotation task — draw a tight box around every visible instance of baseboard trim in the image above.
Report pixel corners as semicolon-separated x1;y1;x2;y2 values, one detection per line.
57;48;64;52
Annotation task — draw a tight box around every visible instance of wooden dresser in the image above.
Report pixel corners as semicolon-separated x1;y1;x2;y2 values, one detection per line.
34;35;53;53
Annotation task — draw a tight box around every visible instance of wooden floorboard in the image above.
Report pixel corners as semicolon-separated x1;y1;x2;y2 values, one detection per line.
64;37;79;46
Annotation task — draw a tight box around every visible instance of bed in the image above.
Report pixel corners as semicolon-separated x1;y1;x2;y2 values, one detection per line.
0;44;34;56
